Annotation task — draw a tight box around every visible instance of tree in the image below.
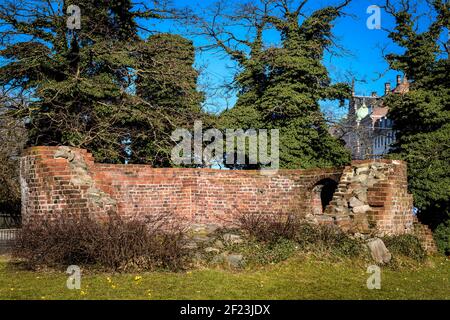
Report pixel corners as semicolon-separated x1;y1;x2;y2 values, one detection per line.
196;0;351;169
382;0;449;251
0;0;173;163
129;33;206;166
196;0;270;132
261;0;351;168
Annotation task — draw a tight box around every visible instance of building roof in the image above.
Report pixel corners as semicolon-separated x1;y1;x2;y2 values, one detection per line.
371;105;388;118
350;75;409;124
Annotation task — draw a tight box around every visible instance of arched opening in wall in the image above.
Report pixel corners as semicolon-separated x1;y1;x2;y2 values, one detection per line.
312;179;338;214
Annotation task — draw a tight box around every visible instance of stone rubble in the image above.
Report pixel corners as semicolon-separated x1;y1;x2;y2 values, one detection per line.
322;162;402;235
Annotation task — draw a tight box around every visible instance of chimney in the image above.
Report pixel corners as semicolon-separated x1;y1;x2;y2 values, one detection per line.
384;82;391;95
397;75;402;85
371;91;377;97
400;75;409;93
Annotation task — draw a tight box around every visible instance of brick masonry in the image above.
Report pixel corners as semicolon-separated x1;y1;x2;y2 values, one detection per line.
20;146;436;251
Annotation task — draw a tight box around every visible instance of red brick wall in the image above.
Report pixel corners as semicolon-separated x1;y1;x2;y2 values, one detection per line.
20;146;420;240
363;159;415;235
20;147;342;226
413;216;437;253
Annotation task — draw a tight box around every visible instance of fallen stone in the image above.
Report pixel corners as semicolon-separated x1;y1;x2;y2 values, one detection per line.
213;240;224;249
211;252;227;264
227;254;245;268
366;238;392;264
223;233;243;244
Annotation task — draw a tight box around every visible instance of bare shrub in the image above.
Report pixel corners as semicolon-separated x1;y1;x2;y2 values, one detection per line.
295;223;364;258
239;213;364;258
13;213;190;272
239;213;300;243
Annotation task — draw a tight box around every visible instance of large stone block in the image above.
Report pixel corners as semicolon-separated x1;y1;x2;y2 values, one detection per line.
366;238;392;264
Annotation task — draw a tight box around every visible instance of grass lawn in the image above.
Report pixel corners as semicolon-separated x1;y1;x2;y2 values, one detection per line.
0;254;448;300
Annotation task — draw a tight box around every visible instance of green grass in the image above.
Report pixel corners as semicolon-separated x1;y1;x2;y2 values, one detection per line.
0;254;448;300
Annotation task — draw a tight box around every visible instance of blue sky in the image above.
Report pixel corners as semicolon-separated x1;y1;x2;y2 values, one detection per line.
141;0;428;117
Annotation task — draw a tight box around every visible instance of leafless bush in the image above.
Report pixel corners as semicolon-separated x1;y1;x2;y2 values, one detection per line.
239;213;364;258
239;213;300;243
13;213;190;272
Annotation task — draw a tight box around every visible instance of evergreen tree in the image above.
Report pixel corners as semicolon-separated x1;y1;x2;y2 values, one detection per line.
196;1;271;169
200;0;351;169
262;1;351;168
129;33;206;166
0;0;170;163
383;0;449;252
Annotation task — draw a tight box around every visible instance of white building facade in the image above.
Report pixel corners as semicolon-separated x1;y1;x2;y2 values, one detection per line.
340;75;409;160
